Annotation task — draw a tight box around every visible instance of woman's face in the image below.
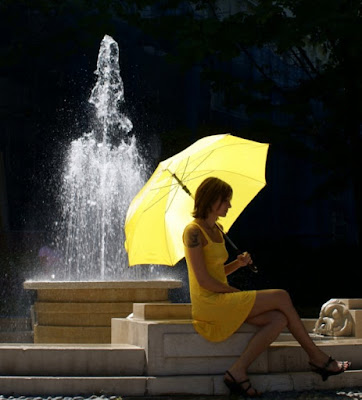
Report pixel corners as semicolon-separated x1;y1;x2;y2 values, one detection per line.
211;195;232;217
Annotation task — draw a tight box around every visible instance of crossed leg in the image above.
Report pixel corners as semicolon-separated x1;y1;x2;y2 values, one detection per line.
224;289;349;395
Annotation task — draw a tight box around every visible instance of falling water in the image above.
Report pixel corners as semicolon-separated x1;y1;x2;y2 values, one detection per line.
56;35;147;280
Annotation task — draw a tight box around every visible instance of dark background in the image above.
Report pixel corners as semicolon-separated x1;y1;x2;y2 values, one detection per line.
0;1;360;317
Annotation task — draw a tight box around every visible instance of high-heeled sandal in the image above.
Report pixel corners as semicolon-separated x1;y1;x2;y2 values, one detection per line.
224;370;262;397
309;356;351;381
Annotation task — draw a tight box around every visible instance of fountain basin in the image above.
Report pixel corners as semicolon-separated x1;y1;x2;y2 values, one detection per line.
24;280;182;344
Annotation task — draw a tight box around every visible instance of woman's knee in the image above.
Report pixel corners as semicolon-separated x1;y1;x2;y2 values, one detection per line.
271;310;288;328
274;289;292;306
246;310;287;327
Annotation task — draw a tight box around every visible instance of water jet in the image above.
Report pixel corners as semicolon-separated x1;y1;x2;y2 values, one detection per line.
24;35;182;343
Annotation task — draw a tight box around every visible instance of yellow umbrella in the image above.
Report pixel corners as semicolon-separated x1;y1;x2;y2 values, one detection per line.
125;134;269;266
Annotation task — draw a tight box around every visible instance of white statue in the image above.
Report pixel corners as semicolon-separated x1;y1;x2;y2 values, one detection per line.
314;299;354;337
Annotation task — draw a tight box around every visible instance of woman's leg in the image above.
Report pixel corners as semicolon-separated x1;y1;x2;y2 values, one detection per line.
226;289;349;387
225;309;287;393
247;289;336;366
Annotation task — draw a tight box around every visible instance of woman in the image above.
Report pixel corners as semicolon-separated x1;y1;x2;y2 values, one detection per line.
183;177;350;398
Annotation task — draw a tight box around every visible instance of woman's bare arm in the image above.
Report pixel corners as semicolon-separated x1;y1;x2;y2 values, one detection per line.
224;252;252;276
183;225;240;293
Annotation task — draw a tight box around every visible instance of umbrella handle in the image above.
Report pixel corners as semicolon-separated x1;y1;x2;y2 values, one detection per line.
217;225;258;273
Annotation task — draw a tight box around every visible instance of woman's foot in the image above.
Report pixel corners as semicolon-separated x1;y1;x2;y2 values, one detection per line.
309;355;351;381
224;370;262;397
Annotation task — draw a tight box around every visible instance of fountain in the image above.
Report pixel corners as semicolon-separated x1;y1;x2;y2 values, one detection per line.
23;35;182;343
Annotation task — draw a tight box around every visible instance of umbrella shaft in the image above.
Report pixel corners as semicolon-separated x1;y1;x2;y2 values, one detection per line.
171;172;193;197
216;225;258;273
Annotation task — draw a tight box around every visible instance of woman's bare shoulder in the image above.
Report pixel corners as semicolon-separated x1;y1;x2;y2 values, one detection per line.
183;223;202;248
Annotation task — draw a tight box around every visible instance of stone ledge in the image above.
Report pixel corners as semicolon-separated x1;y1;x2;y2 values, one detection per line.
23;280;183;290
339;298;362;309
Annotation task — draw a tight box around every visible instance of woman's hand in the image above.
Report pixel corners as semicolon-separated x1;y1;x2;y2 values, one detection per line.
224;251;253;275
236;251;253;267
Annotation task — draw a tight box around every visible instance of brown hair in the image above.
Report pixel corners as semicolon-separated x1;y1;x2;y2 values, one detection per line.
192;177;233;219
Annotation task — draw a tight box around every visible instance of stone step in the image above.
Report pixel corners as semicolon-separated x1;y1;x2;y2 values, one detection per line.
0;376;147;397
269;338;362;372
150;370;362;395
0;370;361;397
0;344;145;376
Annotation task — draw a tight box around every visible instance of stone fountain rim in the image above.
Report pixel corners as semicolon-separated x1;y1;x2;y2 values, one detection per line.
23;279;183;290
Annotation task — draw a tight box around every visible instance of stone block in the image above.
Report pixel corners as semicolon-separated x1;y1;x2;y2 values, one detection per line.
35;302;133;313
339;298;362;309
36;288;170;303
133;303;191;320
37;312;128;327
35;302;134;327
34;324;111;344
350;309;362;338
112;317;267;375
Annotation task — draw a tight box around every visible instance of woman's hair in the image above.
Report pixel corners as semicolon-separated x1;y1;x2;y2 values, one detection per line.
192;177;233;219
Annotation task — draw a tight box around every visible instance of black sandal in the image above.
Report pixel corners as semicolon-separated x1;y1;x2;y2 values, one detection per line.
309;356;351;382
224;370;262;397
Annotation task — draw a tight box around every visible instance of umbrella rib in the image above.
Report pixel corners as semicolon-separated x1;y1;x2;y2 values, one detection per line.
179;141;265;182
181;169;266;185
142;184;178;213
165;178;181;213
139;168;188;214
181;150;215;182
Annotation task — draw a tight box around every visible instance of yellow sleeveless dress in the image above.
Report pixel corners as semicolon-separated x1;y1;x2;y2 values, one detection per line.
184;221;256;342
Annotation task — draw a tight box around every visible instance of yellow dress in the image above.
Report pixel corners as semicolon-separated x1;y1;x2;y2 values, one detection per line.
184;221;256;342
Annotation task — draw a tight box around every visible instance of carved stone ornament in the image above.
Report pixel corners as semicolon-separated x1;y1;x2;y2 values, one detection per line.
314;299;354;337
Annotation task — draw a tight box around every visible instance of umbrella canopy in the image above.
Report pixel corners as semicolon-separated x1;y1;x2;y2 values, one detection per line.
125;134;269;266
